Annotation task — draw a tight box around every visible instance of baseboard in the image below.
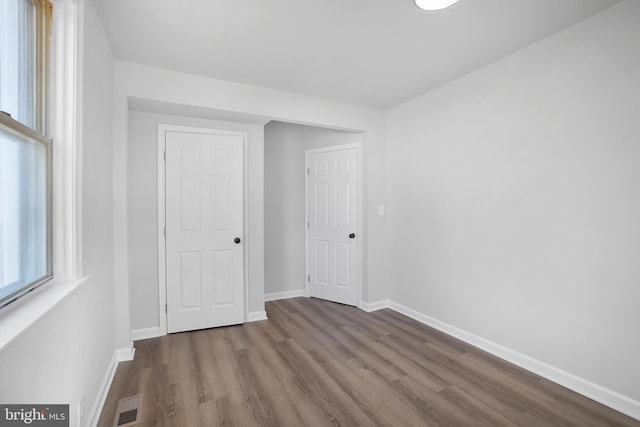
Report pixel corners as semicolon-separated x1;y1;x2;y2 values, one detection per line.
265;289;306;301
359;299;389;312
246;310;268;322
130;326;162;341
386;300;640;421
115;345;135;362
86;346;133;427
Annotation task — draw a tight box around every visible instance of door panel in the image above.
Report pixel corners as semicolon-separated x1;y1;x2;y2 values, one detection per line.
165;130;244;333
179;174;200;231
335;242;350;288
308;146;358;306
179;251;201;309
211;250;233;306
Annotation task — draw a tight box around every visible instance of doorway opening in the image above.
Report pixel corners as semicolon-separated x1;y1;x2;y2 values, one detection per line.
264;121;363;307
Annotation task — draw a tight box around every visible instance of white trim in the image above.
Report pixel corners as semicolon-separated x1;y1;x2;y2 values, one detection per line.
130;326;162;341
355;141;364;312
51;0;82;281
305;143;363;308
242;126;250;331
386;300;640;421
116;346;135;362
156;125;167;336
359;299;389;313
265;290;307;301
157;124;249;334
86;350;118;427
246;311;268;322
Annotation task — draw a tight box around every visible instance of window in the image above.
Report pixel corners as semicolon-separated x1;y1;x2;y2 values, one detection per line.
0;0;53;307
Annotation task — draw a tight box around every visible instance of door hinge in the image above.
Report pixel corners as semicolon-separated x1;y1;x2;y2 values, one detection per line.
164;227;166;238
165;303;167;313
307;221;310;229
307;274;310;282
307;167;310;175
164;149;166;161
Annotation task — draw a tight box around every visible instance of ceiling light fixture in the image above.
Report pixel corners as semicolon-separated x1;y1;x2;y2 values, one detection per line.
415;0;459;11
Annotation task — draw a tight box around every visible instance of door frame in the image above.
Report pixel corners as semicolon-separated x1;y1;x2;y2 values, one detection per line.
157;124;249;336
305;143;363;308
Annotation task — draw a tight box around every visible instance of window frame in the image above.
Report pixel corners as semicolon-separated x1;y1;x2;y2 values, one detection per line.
35;0;53;136
0;0;54;308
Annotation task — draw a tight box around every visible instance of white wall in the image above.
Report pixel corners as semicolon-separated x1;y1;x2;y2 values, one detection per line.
113;61;388;347
127;110;265;331
0;1;117;426
264;121;362;296
386;0;640;407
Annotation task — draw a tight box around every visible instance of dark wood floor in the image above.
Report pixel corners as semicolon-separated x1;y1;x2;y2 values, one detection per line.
98;297;639;426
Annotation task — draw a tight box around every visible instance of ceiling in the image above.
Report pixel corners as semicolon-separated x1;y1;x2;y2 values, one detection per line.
95;0;620;110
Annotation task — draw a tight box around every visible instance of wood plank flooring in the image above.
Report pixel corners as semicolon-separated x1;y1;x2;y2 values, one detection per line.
98;298;640;426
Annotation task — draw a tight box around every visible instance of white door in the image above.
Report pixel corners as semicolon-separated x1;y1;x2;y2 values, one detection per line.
165;129;244;333
307;145;359;306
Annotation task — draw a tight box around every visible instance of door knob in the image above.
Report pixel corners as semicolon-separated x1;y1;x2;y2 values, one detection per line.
349;233;356;239
234;237;241;244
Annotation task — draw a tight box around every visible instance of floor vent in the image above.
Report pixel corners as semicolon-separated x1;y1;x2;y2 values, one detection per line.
114;394;143;427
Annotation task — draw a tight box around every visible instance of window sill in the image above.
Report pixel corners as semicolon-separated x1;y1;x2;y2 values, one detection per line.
0;276;87;350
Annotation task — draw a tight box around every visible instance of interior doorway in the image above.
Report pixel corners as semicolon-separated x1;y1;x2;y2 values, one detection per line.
264;121;363;306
